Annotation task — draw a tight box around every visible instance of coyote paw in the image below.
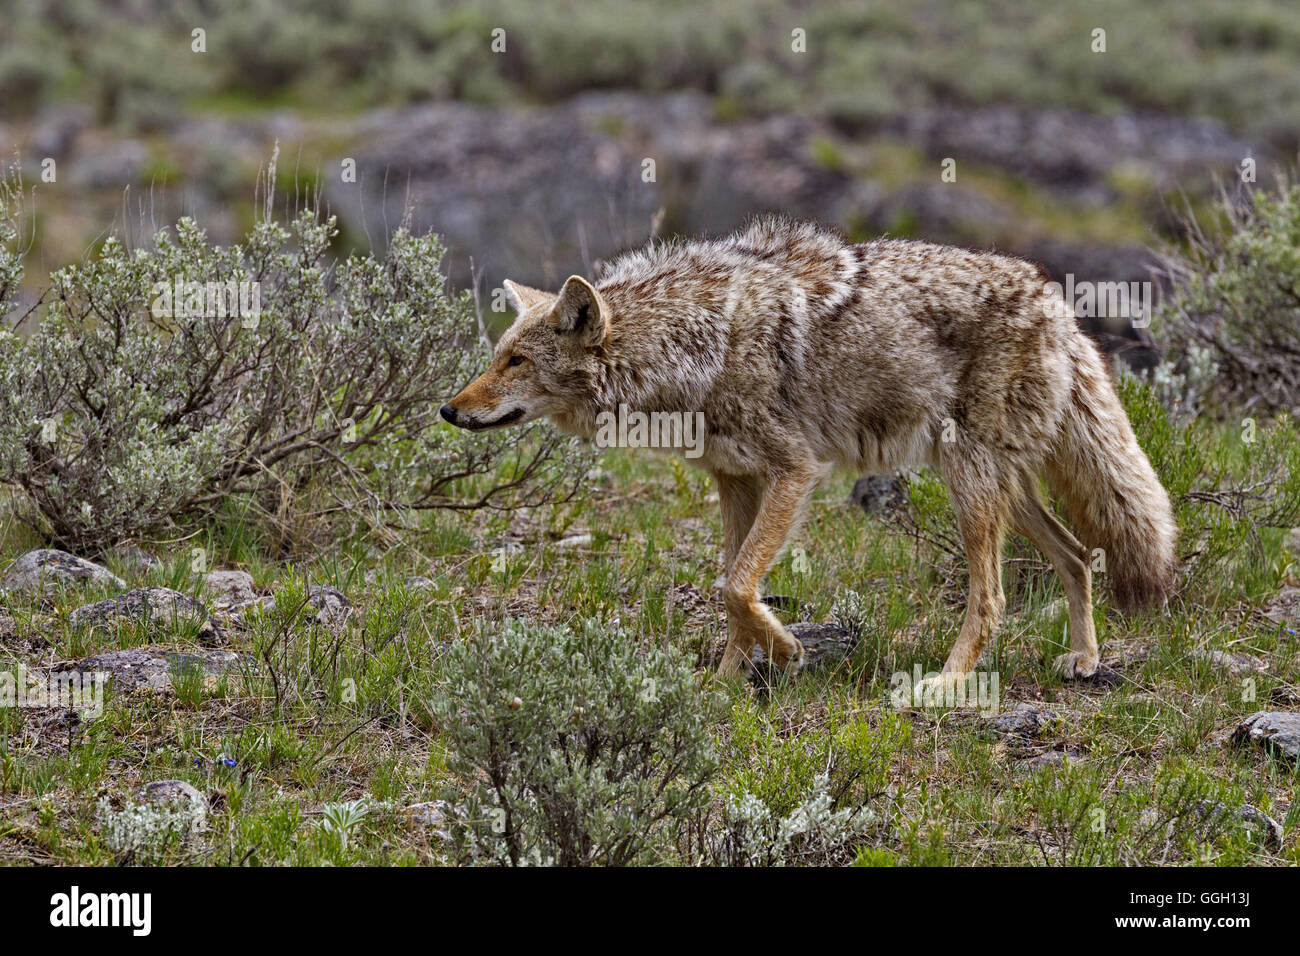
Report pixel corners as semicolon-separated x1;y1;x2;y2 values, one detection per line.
771;637;805;674
1054;651;1100;679
716;644;755;678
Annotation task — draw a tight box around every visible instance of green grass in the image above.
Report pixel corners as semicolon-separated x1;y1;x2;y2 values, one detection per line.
0;386;1298;865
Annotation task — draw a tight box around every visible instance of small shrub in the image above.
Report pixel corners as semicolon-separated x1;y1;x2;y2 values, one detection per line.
97;794;205;865
434;619;719;866
1153;181;1300;418
830;587;871;638
708;775;875;867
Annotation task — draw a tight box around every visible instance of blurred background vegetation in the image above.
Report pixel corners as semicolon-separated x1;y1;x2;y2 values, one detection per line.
6;0;1300;138
1;0;1298;340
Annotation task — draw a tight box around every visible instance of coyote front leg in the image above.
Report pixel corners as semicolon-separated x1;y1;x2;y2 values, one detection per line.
715;472;763;577
716;468;816;676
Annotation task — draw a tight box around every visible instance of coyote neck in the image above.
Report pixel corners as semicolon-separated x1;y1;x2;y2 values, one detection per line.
551;332;710;441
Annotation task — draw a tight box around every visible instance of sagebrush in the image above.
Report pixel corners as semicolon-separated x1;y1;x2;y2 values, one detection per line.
434;619;719;865
0;175;587;552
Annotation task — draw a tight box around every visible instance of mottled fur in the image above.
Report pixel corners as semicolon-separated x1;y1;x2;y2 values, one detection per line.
443;217;1178;686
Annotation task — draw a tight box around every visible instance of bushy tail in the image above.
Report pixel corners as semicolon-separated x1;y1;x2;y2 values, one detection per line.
1045;341;1178;611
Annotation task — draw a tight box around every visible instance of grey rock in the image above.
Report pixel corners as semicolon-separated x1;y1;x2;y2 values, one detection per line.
0;549;125;595
203;569;256;605
404;576;436;591
215;595;277;628
66;646;242;693
326;92;858;296
399;800;449;827
987;703;1058;740
28;105;91;159
1021;749;1073;770
68;138;150;189
1192;801;1284;851
1022;237;1158;286
71;587;222;643
1261;587;1300;631
748;622;857;680
114;545;159;572
220;585;351;629
307;585;352;627
850;474;909;515
872;181;1016;242
169;116;265;161
330;96;672;293
556;533;593;549
1192;648;1268;676
266;111;306;143
1231;711;1300;761
898;106;1255;195
135;779;206;811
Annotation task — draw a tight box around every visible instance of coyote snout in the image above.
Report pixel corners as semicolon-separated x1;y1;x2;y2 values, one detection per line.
439;355;537;431
439;401;524;430
442;217;1178;690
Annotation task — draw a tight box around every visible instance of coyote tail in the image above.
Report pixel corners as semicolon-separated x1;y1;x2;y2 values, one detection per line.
1045;343;1178;611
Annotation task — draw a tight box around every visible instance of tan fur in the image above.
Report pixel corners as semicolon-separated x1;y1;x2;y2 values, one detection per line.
443;217;1178;684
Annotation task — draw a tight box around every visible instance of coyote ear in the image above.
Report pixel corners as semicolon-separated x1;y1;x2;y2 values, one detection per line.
503;279;554;314
552;275;609;348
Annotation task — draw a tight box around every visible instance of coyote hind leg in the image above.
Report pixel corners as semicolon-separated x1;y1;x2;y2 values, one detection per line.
914;455;1008;704
1011;476;1098;678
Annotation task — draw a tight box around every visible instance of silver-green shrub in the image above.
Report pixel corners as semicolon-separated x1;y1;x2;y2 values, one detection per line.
435;619;719;866
709;775;876;867
97;794;206;865
1153;182;1300;419
0;180;586;550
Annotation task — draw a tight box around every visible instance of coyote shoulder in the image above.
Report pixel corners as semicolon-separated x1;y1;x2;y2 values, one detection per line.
442;217;1177;689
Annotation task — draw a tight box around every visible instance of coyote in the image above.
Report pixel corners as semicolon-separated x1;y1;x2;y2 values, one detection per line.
441;218;1177;693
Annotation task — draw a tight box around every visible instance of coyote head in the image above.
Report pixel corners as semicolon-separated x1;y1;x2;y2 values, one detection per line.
440;275;609;431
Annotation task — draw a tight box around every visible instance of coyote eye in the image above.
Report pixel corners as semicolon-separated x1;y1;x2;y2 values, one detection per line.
506;354;527;368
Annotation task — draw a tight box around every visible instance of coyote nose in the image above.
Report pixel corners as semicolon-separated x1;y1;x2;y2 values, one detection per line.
439;404;458;424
